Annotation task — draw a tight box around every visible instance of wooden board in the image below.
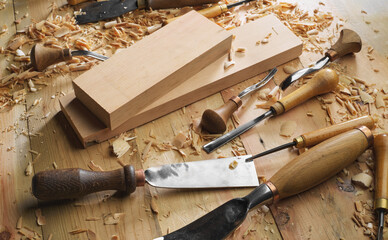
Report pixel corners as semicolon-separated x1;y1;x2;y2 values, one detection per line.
72;10;233;130
60;14;303;147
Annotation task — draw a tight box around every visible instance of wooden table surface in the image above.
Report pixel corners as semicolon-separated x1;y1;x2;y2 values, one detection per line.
0;0;387;239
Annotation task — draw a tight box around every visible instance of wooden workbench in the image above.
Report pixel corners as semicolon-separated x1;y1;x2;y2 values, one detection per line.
0;0;387;239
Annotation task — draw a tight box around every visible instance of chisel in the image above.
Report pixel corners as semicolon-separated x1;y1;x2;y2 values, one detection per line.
245;115;374;161
157;127;373;240
279;29;361;90
203;68;339;153
374;133;388;240
200;67;277;134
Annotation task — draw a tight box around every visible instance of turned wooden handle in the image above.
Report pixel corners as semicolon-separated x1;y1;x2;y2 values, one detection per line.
200;96;242;134
148;0;218;9
32;165;142;201
271;68;339;115
30;44;72;71
269;127;372;199
374;133;388;210
68;0;89;5
295;115;375;148
326;29;362;61
165;4;227;24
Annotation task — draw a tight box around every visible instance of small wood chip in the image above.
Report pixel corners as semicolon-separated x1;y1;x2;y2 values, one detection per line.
229;160;238;170
354;201;363;212
279;121;297;137
35;209;46;226
352;173;373;188
112;135;131;158
359;90;374;104
224;60;235;70
150;197;159;214
283;65;296;74
88;161;104;171
172;132;186;149
25;162;33;176
87;229;97;240
141;141;152;161
104;213;125;225
16;216;23;229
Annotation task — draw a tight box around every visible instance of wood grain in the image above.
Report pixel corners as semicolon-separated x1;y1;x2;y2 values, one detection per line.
374;134;388;203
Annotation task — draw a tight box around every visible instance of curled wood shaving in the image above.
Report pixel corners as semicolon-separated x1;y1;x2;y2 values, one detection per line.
35;209;46;226
224;60;235;70
351;173;373;188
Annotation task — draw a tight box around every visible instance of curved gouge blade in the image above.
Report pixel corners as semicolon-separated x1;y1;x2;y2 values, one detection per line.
238;67;278;98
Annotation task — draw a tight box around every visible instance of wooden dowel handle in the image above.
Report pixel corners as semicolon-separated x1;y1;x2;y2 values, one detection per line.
32;165;141;201
67;0;89;5
271;68;339;115
269;127;373;199
30;44;72;71
374;133;388;210
200;96;242;134
326;29;362;61
165;4;227;24
295;115;375;148
148;0;218;9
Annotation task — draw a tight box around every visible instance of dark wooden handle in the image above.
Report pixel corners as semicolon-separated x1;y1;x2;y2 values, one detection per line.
32;165;139;201
374;133;388;209
296;115;375;148
271;68;339;115
326;29;362;61
270;127;372;199
200;96;242;134
147;0;219;9
30;44;72;71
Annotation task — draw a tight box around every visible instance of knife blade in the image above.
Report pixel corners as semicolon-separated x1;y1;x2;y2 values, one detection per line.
31;155;259;201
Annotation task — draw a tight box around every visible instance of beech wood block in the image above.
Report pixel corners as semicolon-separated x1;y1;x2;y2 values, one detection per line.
60;14;303;147
72;11;233;130
374;133;388;209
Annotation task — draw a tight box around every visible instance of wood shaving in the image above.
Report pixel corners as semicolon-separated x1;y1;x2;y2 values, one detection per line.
235;47;246;53
103;213;125;225
54;26;70;38
141;141;153;161
375;93;385;108
359;90;374;104
150;197;159;214
351;173;373;188
111;134;131;158
88;161;104;171
267;86;279;99
25;162;33;176
16;216;22;229
279;121;297;137
87;230;97;240
224;60;235;70
111;235;120;240
283;65;296;74
172;131;186;149
35;209;46;226
69;229;88;234
229;160;238;170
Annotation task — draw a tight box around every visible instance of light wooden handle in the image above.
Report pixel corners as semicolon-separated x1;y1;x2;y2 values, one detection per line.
271;68;339;115
270;127;372;199
31;165;142;201
165;4;227;24
30;44;72;71
326;29;362;61
200;96;242;134
295;115;375;148
68;0;89;5
374;133;388;210
148;0;219;9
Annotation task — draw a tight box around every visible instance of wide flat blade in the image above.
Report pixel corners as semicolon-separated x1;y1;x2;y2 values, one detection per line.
144;155;259;188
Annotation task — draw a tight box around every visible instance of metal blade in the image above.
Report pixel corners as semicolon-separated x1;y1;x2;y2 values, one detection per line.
75;0;138;24
377;210;385;240
144;155;259;188
279;56;330;90
71;50;108;61
238;67;278;99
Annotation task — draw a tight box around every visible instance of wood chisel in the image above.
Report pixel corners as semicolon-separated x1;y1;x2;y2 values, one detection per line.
374;133;388;240
30;44;108;71
157;127;373;240
200;67;277;134
203;68;339;153
279;29;361;90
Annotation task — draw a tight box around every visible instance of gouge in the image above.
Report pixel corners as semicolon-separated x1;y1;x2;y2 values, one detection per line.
203;68;339;153
374;133;388;240
30;44;108;71
158;127;373;240
279;29;361;90
201;68;277;134
245;115;374;161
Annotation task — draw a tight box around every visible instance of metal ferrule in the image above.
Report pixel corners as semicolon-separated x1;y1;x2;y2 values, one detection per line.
357;126;373;146
220;3;228;13
243;183;275;210
230;96;242;108
375;198;388;210
137;0;146;9
293;136;305;148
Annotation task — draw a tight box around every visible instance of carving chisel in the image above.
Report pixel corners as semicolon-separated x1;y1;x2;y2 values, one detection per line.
157;127;373;240
374;133;388;240
203;68;339;153
279;29;361;90
201;67;278;134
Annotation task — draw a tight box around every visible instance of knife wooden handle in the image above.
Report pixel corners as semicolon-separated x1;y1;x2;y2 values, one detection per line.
271;68;339;115
165;4;228;24
30;44;72;71
147;0;218;10
295;115;375;148
269;127;372;200
374;133;388;210
32;165;144;201
326;29;362;61
200;96;242;134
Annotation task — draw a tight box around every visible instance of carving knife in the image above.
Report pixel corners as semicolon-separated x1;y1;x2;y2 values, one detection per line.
203;68;339;153
279;29;361;90
157;127;373;240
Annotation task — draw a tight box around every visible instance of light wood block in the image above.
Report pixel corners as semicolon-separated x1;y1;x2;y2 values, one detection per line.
61;14;303;147
72;10;233;130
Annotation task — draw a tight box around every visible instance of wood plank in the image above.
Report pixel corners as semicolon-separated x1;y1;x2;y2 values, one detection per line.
60;14;303;147
72;10;233;130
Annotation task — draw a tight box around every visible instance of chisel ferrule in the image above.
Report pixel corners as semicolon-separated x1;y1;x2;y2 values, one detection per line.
137;0;146;9
375;198;388;210
266;181;279;202
294;136;305;148
357;126;373;145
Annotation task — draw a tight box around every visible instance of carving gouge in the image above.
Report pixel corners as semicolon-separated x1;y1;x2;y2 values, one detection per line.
245;115;374;161
203;68;339;153
158;127;373;240
200;67;277;134
374;133;388;240
279;29;361;90
30;44;108;71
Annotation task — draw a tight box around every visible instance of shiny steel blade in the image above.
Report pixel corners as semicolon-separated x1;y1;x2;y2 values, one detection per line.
238;67;277;98
144;155;259;188
279;56;330;90
71;50;108;61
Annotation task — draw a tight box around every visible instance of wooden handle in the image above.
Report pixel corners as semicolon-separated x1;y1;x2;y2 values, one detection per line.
30;44;72;71
165;4;227;24
374;133;388;210
295;115;375;148
269;127;372;199
326;29;362;61
67;0;89;5
271;68;339;115
32;165;141;201
200;96;242;134
148;0;219;9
